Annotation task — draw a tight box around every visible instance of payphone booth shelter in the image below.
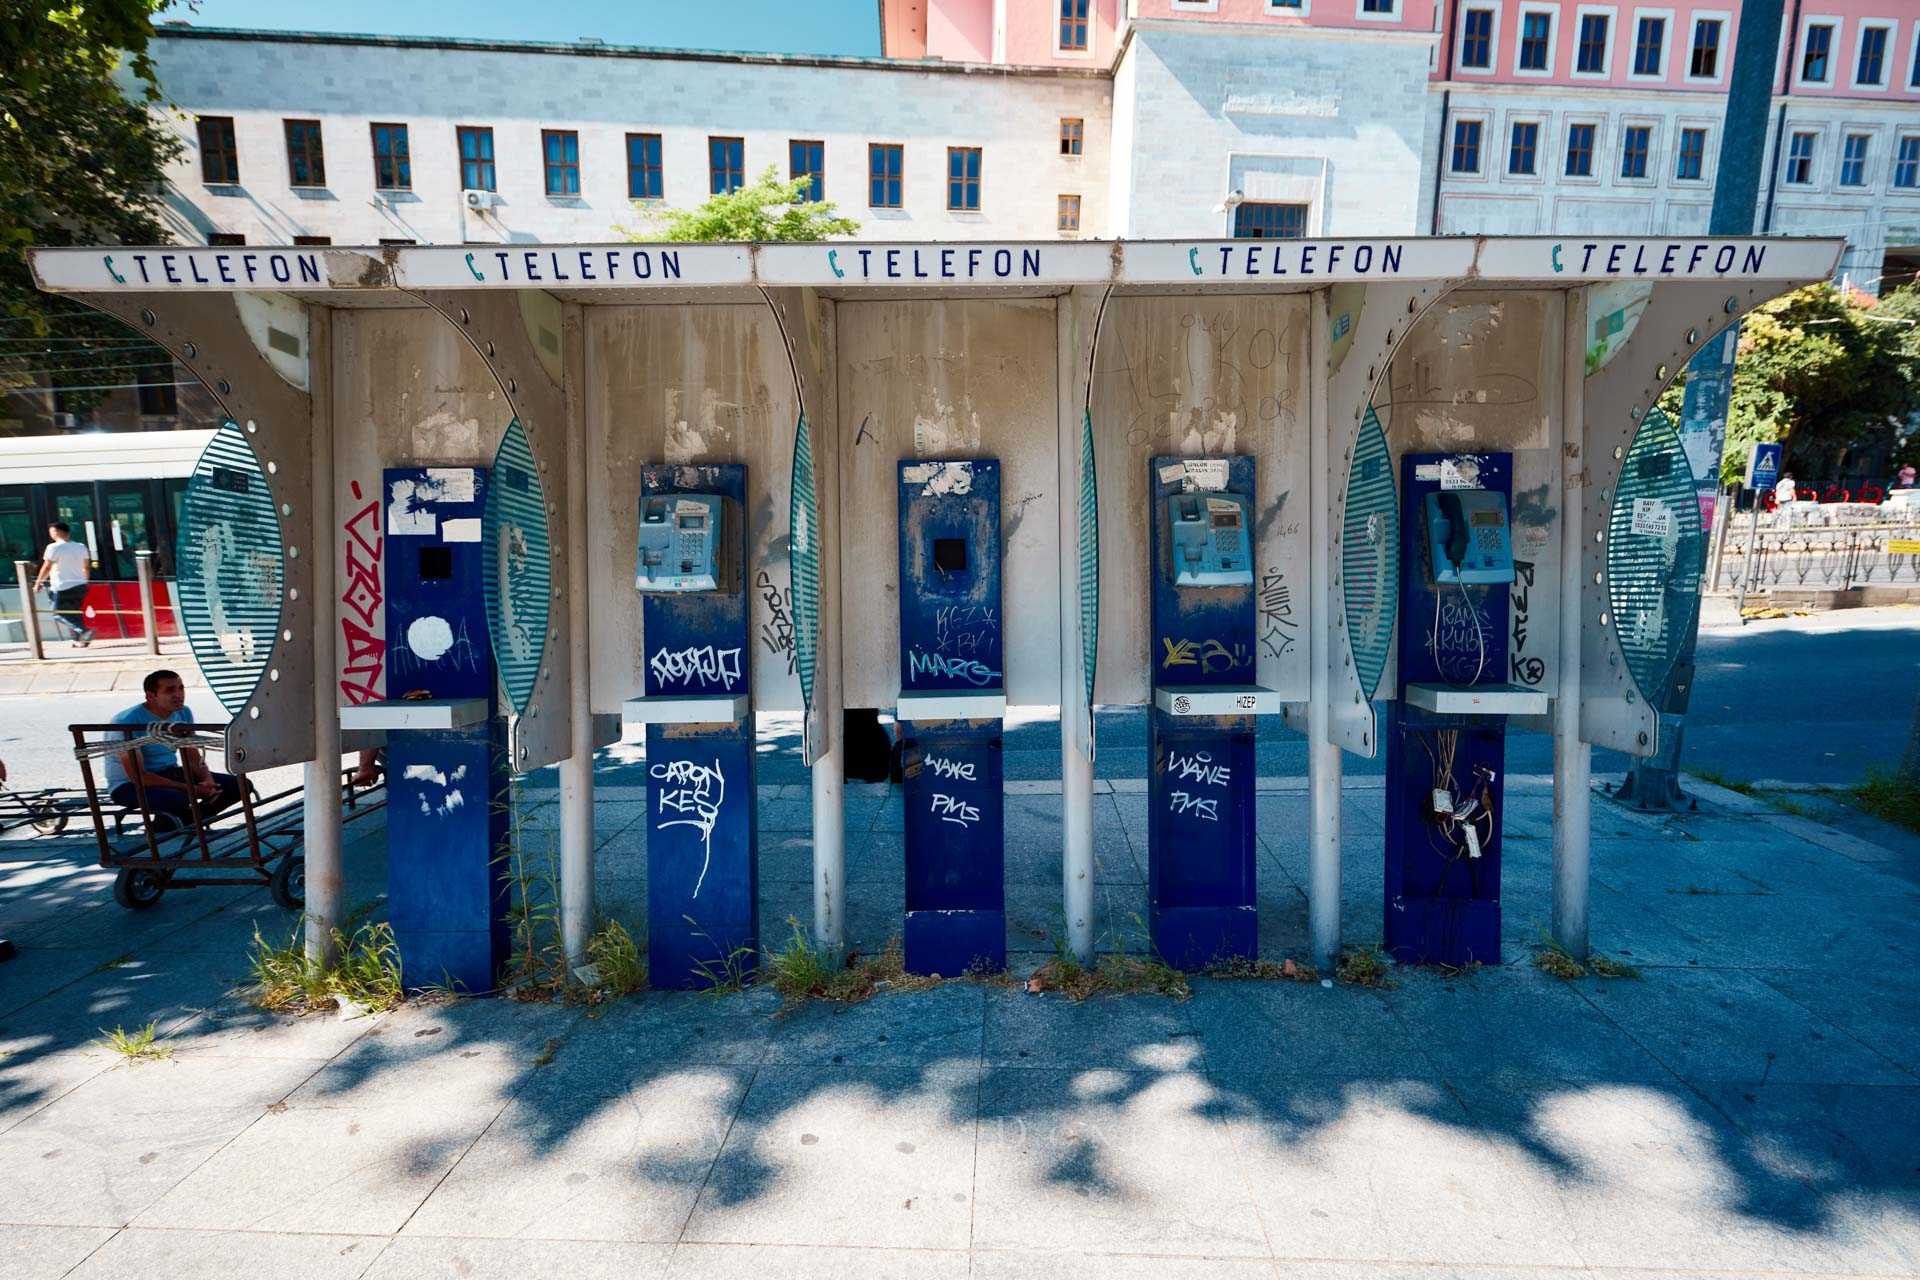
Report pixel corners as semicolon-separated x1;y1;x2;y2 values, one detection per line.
30;234;1841;988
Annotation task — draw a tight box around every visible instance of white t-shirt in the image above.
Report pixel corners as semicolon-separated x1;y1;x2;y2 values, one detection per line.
42;540;90;591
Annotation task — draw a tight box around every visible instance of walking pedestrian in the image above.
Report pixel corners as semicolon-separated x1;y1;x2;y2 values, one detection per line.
30;522;94;648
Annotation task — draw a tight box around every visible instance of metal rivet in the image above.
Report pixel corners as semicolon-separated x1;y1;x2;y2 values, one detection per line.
1599;612;1611;627
249;707;261;719
139;307;157;327
1629;407;1640;420
288;587;299;601
287;545;298;559
1613;446;1625;460
266;461;277;475
1686;328;1699;344
282;630;293;642
281;503;292;517
485;340;496;358
246;420;257;433
1594;530;1604;543
459;307;472;325
269;668;280;682
1725;297;1737;313
1656;364;1668;380
1593;571;1603;585
216;378;232;396
183;342;198;359
508;378;518;395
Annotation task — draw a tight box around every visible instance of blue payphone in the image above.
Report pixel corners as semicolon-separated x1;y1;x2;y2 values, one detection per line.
1384;452;1541;967
627;464;757;989
895;459;1005;976
365;466;508;993
1147;456;1276;970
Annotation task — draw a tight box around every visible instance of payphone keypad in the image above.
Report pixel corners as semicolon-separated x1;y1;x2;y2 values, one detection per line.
636;493;724;593
1168;492;1254;588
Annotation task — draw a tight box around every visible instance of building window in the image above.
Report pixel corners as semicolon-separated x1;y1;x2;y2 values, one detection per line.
626;132;663;200
1632;15;1665;76
1801;22;1834;83
1361;0;1395;13
1620;124;1651;178
1689;18;1721;78
197;116;238;184
1784;131;1816;185
947;146;982;212
1509;121;1539;174
1896;137;1920;189
709;136;745;194
1451;119;1483;173
1059;0;1089;51
284;119;325;187
1517;12;1551;71
370;123;411;191
1675;127;1707;180
1058;194;1081;232
207;232;245;245
1839;133;1870;188
1912;28;1920;88
1565;122;1596;176
790;139;825;202
869;143;903;208
1233;202;1307;238
137;366;177;417
1060;117;1084;157
457;126;495;191
1856;24;1889;87
1460;8;1494;68
542;130;581;197
1575;12;1609;73
378;237;416;245
292;235;331;245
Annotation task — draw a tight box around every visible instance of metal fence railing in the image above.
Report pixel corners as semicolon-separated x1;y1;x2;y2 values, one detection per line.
1709;517;1920;595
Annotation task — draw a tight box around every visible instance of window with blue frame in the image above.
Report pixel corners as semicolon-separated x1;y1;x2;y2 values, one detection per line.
1232;202;1307;239
1059;0;1089;50
542;130;580;197
947;146;981;211
1620;124;1651;178
1451;118;1483;172
457;125;495;191
1857;25;1888;86
1576;13;1609;72
1896;137;1920;189
1509;121;1539;174
708;136;745;194
1784;131;1816;185
1839;133;1870;187
1565;122;1596;176
1518;12;1551;71
1676;127;1707;180
1460;8;1493;68
790;139;825;202
626;132;663;199
869;143;903;208
1632;16;1665;75
1801;23;1833;82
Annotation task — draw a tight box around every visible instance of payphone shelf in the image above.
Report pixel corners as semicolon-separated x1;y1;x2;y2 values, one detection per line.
896;688;1006;722
622;693;751;726
1152;684;1282;718
338;698;490;732
1404;682;1548;717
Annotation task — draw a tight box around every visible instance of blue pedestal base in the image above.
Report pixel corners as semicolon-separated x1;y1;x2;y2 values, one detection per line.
645;724;758;992
904;908;1005;977
900;719;1005;976
1150;904;1258;972
1147;711;1257;972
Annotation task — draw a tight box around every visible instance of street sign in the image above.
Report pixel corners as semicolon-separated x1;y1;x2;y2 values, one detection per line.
1745;441;1782;492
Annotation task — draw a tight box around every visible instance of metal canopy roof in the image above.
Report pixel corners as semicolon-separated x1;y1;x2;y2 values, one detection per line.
30;236;1846;307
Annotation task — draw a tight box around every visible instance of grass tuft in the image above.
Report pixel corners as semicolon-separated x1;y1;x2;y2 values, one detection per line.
764;918;942;1004
100;1021;172;1062
1334;946;1395;988
1027;953;1192;1002
1589;953;1642;979
1533;933;1587;979
1855;770;1920;835
1205;955;1320;983
250;920;403;1015
585;920;648;1000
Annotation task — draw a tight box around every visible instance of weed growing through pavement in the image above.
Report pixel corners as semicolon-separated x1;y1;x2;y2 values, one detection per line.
763;917;941;1004
1533;930;1640;980
100;1021;172;1062
1205;955;1321;982
586;920;648;999
250;918;404;1014
1335;945;1395;988
1027;911;1191;1002
1855;770;1920;835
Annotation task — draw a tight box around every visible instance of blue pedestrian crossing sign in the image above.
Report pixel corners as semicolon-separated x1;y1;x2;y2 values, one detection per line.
1746;441;1782;492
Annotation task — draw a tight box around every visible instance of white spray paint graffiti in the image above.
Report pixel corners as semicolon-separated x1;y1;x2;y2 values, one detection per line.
1166;750;1231;789
404;762;469;817
931;793;980;827
1167;791;1220;822
907;648;999;686
924;755;977;782
652;757;726;898
407;615;454;662
649;645;744;688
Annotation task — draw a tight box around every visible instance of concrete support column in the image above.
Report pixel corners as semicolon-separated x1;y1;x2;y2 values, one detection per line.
812;473;845;953
1306;290;1342;969
561;301;594;969
304;309;342;968
1057;286;1106;967
1552;290;1592;961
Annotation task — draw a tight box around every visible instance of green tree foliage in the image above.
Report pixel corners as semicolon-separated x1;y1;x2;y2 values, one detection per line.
624;166;858;243
1711;283;1920;486
1;1;182;414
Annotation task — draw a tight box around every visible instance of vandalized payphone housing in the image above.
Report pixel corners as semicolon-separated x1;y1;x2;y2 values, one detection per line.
896;458;1006;977
635;493;727;593
1386;453;1539;968
626;464;757;989
1147;456;1274;970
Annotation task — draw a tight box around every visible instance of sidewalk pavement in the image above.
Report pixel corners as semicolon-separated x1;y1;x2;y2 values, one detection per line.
0;643;202;697
1;774;1916;1278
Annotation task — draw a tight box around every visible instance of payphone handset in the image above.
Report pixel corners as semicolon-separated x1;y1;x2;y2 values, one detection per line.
1166;492;1253;588
1423;489;1515;586
635;493;725;593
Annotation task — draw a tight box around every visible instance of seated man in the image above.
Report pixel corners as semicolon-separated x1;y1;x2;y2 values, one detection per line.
104;669;243;832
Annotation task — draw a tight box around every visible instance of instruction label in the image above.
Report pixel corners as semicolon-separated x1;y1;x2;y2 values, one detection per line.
1630;497;1673;537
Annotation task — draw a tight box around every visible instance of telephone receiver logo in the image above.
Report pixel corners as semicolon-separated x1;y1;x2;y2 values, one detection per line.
103;255;126;285
1188;247;1202;276
465;252;484;281
1551;243;1565;273
828;248;845;279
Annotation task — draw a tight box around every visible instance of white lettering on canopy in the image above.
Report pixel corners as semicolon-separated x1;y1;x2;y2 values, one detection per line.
757;241;1112;286
1122;239;1474;284
1475;237;1844;281
32;248;331;291
393;245;753;289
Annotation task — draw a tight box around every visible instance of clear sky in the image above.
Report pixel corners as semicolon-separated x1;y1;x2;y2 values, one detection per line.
164;0;884;57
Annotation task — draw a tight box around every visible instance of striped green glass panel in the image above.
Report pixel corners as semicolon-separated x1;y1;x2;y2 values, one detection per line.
1607;406;1703;700
483;419;551;714
174;419;284;715
1078;407;1099;711
1342;406;1398;699
788;410;819;709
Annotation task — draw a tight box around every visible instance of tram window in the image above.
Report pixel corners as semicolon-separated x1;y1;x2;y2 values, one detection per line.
105;487;152;578
0;493;33;566
49;490;98;566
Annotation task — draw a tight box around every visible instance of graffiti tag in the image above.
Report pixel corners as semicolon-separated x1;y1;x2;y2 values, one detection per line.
924;754;977;782
1167;791;1220;822
650;644;744;689
908;648;1000;686
1161;636;1252;674
756;570;797;676
339;480;385;704
652;757;725;898
1257;568;1299;659
1166;749;1230;789
1509;560;1544;686
931;793;981;827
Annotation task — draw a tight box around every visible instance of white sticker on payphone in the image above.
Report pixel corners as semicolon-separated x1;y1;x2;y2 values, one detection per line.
1630;498;1673;537
1184;459;1228;491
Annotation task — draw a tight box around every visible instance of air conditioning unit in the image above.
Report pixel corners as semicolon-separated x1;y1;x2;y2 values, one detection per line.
463;189;497;210
51;411;80;430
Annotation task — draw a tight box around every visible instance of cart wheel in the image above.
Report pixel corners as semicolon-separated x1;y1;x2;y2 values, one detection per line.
112;867;166;911
269;855;305;911
30;809;68;836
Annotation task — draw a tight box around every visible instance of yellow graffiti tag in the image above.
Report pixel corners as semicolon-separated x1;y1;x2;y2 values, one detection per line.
1162;637;1198;667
